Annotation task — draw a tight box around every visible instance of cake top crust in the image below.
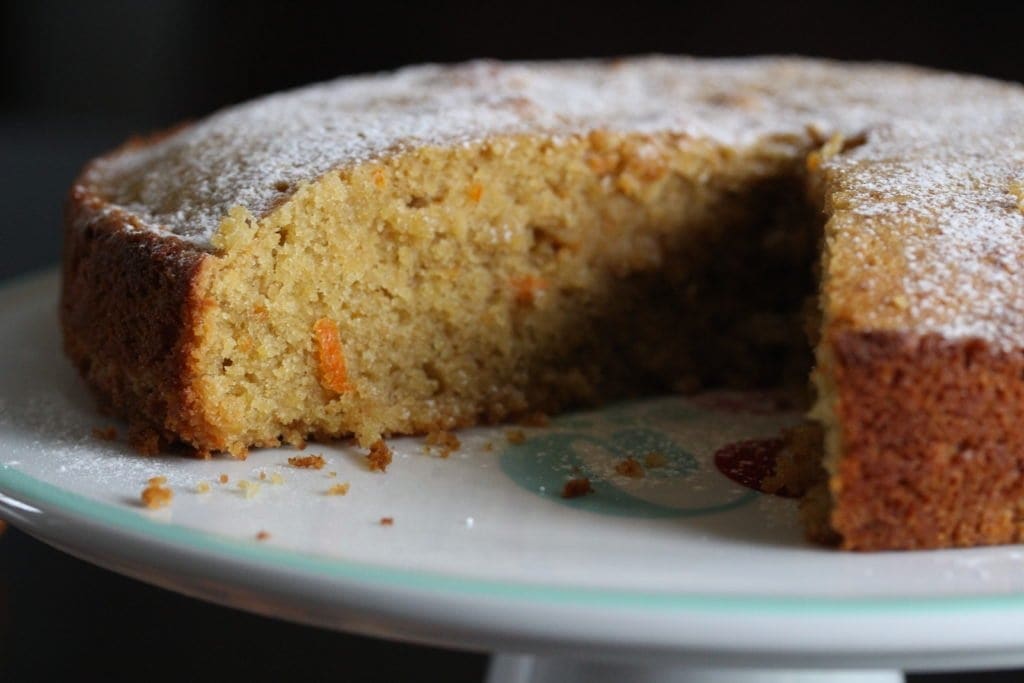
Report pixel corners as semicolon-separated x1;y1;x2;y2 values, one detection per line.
81;56;1024;347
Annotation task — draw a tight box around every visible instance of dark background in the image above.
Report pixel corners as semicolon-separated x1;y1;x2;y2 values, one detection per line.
2;1;1023;680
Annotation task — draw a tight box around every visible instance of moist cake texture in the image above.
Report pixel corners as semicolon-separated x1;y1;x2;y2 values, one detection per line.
61;57;1024;550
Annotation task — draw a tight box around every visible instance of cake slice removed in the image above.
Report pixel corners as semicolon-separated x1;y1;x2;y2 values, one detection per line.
61;57;1024;549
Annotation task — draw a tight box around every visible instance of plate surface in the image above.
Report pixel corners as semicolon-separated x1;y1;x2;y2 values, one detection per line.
4;271;1024;670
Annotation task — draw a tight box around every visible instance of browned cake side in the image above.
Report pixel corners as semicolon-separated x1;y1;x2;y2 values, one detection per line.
61;178;216;453
826;331;1024;550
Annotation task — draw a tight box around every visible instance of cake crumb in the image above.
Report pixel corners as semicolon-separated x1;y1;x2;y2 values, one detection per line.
219;473;229;484
238;480;261;499
367;440;393;472
147;475;167;486
379;516;394;526
561;477;594;499
91;426;118;441
327;482;351;496
644;452;669;468
327;471;337;478
288;454;326;469
483;441;494;452
256;530;270;541
141;481;173;509
196;481;211;494
270;472;285;485
425;430;461;458
506;429;527;445
615;457;645;478
258;470;267;480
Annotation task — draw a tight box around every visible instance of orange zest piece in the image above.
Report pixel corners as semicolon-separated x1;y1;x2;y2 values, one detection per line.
510;275;549;306
467;182;484;202
314;318;352;394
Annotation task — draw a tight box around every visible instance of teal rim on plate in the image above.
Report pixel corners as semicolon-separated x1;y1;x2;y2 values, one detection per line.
2;461;1024;616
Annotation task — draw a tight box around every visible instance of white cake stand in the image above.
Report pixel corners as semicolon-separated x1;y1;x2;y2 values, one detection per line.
3;272;1023;683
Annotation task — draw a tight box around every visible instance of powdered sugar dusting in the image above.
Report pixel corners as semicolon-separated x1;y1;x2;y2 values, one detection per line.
824;116;1024;347
84;56;1024;346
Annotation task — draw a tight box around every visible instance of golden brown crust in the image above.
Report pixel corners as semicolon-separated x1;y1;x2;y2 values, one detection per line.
829;331;1024;550
60;168;219;453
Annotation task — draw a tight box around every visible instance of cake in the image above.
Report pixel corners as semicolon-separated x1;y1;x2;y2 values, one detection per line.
61;57;1024;550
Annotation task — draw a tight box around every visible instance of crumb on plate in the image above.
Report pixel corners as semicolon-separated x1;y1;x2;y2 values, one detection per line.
288;454;326;469
561;477;594;499
238;480;261;499
141;481;173;509
615;457;645;478
327;482;351;496
425;430;461;458
367;440;393;472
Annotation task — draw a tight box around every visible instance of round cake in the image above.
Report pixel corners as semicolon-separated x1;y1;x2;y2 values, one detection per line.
61;56;1024;550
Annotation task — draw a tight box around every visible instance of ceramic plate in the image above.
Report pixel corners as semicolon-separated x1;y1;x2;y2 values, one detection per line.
4;271;1024;671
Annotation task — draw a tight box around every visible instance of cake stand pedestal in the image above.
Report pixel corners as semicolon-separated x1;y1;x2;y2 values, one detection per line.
487;656;903;683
